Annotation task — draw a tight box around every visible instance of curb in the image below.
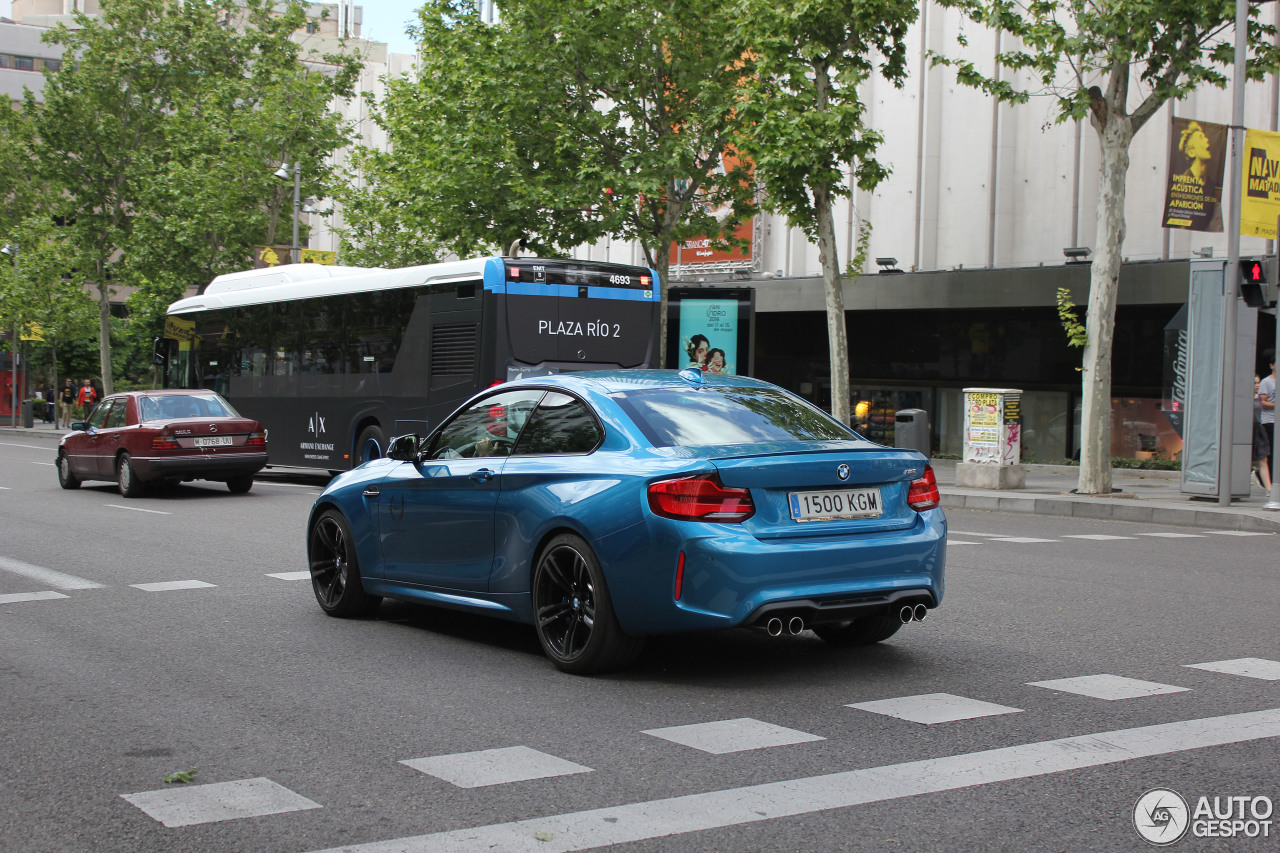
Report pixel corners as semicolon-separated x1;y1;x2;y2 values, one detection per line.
940;489;1280;533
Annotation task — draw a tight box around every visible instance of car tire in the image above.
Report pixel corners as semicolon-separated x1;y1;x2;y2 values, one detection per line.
308;509;381;617
355;425;384;465
57;451;81;490
532;533;643;675
813;609;903;646
116;453;145;498
226;474;254;494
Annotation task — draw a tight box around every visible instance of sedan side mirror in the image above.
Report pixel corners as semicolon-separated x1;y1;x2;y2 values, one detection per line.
385;434;422;461
70;421;86;431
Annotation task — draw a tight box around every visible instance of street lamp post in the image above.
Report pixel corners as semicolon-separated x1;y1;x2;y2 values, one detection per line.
2;243;17;428
274;161;301;264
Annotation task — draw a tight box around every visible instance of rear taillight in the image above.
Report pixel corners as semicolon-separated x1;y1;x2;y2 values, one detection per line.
647;475;755;523
245;431;266;447
152;435;180;450
907;465;940;511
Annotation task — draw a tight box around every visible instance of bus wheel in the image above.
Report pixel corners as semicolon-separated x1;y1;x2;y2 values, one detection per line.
356;425;384;465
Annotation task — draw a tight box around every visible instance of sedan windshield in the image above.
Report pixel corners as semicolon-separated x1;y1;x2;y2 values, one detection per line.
139;394;239;421
614;387;857;447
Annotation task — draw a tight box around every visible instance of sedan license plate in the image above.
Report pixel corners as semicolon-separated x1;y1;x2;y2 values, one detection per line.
194;436;232;448
788;487;882;522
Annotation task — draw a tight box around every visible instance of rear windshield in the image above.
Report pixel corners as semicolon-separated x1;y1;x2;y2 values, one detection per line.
139;394;239;421
614;387;856;447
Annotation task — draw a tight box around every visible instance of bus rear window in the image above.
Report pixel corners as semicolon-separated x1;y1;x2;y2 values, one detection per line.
614;387;856;447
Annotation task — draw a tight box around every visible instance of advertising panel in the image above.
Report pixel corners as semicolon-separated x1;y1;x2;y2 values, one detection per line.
1162;117;1227;232
666;287;756;375
1241;127;1280;239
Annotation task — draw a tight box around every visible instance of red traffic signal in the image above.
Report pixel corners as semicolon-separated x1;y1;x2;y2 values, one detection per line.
1242;258;1267;284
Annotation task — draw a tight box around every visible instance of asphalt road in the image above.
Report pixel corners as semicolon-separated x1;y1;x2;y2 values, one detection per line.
1;434;1278;852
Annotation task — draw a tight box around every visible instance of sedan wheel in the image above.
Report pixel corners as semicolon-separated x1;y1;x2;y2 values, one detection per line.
532;533;642;675
57;452;81;490
308;509;381;617
116;453;145;498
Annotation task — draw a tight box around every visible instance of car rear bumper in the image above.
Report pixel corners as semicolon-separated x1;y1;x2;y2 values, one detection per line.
599;508;947;635
133;452;268;481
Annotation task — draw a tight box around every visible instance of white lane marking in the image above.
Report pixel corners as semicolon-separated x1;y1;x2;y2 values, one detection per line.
1027;674;1189;701
0;591;70;604
30;461;55;467
402;746;593;789
266;571;311;581
1137;532;1205;538
0;556;104;589
106;504;171;515
0;442;50;450
0;486;10;490
122;777;321;828
253;481;322;489
642;719;824;755
848;693;1023;725
131;580;216;592
1185;658;1280;681
946;540;980;546
1204;530;1274;536
305;708;1280;853
947;531;1009;538
1062;534;1137;541
990;537;1059;544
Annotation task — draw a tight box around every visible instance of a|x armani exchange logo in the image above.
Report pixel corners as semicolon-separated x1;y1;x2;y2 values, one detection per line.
308;412;326;436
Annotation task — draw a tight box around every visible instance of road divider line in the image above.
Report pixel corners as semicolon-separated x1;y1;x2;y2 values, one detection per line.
305;708;1280;853
29;461;55;467
105;504;171;515
0;591;69;604
0;442;50;450
0;556;104;590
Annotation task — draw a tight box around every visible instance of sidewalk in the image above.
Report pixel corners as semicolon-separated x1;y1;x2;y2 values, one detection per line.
4;418;1277;532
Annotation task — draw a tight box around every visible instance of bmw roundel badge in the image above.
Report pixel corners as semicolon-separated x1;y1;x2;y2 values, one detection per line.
836;463;850;480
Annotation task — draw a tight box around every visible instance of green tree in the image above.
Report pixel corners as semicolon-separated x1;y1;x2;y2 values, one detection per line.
26;0;361;394
931;0;1280;494
345;0;757;362
731;0;915;425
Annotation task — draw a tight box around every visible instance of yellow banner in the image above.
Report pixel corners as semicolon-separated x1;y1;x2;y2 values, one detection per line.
20;323;43;342
1241;128;1280;239
301;249;336;265
164;315;196;342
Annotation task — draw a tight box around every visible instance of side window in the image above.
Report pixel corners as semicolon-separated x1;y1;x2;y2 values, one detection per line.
512;392;602;455
106;400;128;428
87;400;112;429
430;390;545;459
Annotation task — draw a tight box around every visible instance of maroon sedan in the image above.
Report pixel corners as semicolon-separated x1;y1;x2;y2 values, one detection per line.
56;390;268;496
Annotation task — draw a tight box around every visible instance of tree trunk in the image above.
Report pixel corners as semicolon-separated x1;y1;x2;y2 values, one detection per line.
653;240;672;369
813;180;850;425
96;274;113;396
1077;116;1133;494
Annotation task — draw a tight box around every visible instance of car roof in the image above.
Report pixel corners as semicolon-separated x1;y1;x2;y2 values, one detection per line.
520;369;777;395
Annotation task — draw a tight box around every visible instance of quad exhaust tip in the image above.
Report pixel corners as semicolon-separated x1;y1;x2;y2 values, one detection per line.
766;617;784;637
787;616;805;635
765;616;806;636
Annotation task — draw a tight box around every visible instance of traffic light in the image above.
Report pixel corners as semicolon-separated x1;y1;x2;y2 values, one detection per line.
1239;258;1272;308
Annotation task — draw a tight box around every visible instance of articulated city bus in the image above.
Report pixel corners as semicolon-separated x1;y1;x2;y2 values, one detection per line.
160;256;661;471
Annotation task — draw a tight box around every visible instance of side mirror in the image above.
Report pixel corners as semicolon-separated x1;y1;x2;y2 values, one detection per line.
385;434;422;461
70;421;85;431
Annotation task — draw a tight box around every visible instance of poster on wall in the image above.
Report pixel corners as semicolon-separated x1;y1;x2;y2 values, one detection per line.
669;149;756;269
666;287;756;375
1161;117;1227;232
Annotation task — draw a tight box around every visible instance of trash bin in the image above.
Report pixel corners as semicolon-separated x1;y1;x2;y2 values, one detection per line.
21;399;34;428
894;408;929;456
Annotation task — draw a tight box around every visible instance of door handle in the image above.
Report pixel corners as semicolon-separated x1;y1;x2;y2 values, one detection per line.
362;486;381;498
469;468;495;482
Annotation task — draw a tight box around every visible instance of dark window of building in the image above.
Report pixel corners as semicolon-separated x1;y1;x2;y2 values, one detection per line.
14;56;35;71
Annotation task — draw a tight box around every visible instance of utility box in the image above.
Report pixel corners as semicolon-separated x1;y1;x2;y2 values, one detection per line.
21;399;33;429
956;387;1025;490
894;409;930;456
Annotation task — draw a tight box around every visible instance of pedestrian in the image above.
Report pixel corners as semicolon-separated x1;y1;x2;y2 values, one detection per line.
1259;349;1275;479
43;383;54;422
58;378;76;428
1253;374;1272;491
75;378;98;418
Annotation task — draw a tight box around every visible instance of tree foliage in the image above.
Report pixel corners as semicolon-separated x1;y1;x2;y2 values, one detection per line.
23;0;361;392
932;0;1280;493
342;0;758;362
731;0;916;424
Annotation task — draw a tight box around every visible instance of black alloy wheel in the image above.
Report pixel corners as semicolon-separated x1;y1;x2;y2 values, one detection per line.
226;473;254;494
308;509;380;617
57;452;81;490
532;534;642;675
